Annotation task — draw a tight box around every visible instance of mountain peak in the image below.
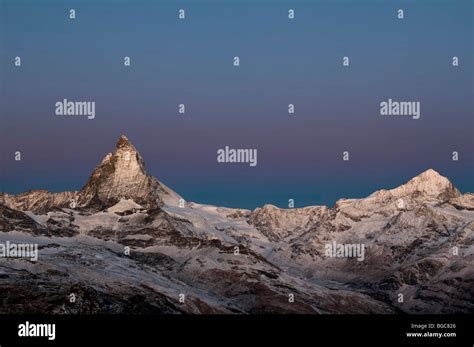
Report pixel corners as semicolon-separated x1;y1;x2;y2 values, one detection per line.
77;135;179;209
415;168;443;181
379;168;460;202
405;169;451;189
116;134;135;150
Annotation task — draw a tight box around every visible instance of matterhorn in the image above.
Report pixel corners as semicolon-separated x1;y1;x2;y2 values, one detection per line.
78;135;181;209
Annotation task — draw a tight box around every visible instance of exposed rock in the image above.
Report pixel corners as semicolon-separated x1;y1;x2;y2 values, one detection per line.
77;135;181;210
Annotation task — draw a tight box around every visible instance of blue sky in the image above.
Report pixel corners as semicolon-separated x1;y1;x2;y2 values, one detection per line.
1;0;473;209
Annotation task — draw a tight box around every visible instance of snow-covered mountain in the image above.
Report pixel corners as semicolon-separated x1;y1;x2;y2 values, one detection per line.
1;135;473;314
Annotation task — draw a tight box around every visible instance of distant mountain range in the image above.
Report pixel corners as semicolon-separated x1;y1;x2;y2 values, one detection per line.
1;135;473;314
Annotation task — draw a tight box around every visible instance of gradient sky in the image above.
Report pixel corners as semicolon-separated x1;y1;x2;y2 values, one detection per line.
1;0;473;209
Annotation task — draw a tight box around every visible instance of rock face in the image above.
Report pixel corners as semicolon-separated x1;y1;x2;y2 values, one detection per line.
248;204;328;242
1;136;473;314
77;135;175;210
0;190;77;213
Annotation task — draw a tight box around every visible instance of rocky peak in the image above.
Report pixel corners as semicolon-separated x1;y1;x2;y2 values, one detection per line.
77;135;177;209
335;169;461;215
385;169;460;201
116;134;135;150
